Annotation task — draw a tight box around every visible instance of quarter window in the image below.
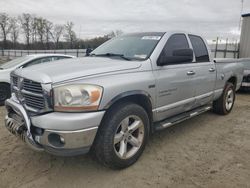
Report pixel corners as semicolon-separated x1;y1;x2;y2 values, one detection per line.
189;35;209;62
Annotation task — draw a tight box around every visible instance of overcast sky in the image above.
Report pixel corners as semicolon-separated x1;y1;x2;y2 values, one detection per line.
1;0;250;40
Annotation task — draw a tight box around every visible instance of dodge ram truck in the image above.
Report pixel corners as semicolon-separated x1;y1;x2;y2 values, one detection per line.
4;31;244;169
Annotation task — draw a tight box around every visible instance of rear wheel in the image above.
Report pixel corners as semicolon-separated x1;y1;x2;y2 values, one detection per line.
0;83;11;106
213;82;235;115
92;102;150;169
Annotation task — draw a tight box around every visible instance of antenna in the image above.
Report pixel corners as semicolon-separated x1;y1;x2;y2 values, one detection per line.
239;0;244;31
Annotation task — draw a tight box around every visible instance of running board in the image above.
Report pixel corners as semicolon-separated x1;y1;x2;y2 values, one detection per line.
154;105;212;131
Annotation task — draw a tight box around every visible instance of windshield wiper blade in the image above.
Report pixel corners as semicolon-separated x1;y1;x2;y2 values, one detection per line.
93;53;131;61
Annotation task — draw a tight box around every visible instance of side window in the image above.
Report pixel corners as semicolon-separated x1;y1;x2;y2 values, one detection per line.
53;56;70;60
23;57;52;68
158;34;191;65
189;35;209;62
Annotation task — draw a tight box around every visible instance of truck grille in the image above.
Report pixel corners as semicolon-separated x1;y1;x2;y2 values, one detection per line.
12;76;18;87
11;75;51;114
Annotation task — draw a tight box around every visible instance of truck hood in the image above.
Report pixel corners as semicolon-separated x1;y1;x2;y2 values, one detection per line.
14;57;142;84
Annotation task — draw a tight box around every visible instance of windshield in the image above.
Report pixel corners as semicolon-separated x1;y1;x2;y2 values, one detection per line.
0;56;32;69
91;33;164;60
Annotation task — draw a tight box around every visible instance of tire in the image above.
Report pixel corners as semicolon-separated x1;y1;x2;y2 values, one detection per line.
0;83;11;106
213;82;235;115
92;102;150;169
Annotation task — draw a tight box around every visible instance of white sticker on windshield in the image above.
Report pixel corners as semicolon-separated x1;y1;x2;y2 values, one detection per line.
141;36;161;40
134;54;147;59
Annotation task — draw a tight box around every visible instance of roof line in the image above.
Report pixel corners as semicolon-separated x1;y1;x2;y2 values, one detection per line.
242;13;250;17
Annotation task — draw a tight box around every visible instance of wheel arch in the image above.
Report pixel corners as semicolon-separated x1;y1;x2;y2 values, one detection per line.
103;90;154;132
226;76;237;89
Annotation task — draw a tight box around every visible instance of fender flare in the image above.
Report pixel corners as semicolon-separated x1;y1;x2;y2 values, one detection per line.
103;90;153;110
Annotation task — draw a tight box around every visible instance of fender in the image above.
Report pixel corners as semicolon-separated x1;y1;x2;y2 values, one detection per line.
103;90;153;110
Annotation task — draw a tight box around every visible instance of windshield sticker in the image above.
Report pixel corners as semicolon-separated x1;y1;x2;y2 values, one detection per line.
141;36;161;40
134;54;147;59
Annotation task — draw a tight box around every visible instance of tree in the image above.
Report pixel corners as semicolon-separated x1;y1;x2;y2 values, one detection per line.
9;17;20;48
19;13;32;49
64;21;77;48
52;24;64;49
44;20;53;49
36;17;46;45
0;13;12;49
31;16;39;44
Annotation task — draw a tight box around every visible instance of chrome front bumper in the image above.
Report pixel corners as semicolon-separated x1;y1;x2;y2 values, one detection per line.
5;98;105;156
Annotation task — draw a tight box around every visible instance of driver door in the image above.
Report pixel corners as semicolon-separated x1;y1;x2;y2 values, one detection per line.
154;34;197;121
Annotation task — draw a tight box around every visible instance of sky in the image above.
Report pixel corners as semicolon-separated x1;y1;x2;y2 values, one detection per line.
1;0;250;41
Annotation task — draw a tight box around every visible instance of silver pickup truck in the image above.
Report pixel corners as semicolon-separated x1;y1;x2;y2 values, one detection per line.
4;31;244;169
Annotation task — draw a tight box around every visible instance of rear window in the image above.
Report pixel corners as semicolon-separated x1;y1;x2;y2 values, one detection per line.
189;35;209;62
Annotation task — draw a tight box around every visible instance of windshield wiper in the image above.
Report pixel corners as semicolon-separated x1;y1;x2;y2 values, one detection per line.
91;53;131;61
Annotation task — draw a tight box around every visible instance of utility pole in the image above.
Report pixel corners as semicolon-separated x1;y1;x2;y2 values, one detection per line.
239;0;244;31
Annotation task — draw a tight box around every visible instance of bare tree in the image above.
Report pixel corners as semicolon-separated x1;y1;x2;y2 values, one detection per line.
0;13;12;49
36;17;46;48
64;22;77;48
31;16;39;44
9;17;20;48
52;24;64;49
44;20;53;49
19;13;33;49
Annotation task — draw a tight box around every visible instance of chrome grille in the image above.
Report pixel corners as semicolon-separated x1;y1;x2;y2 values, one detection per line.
12;76;18;87
23;93;45;110
23;79;43;94
11;75;51;114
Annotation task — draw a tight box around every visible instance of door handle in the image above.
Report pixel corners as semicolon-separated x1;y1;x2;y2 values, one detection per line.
209;68;215;72
187;71;195;76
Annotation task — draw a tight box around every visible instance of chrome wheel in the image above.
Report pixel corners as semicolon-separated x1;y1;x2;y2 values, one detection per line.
225;88;234;111
113;115;145;159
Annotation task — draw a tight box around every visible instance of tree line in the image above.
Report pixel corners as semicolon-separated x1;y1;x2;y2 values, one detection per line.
0;13;123;50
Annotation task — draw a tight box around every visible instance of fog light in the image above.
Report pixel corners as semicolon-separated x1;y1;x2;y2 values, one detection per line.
48;133;65;148
60;136;65;144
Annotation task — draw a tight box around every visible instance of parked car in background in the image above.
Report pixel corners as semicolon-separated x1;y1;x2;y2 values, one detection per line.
4;31;244;169
0;54;75;105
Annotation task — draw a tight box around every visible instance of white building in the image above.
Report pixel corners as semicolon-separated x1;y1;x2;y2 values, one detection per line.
240;13;250;58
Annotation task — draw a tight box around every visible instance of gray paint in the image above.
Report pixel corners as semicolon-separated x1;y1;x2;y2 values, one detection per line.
5;31;244;155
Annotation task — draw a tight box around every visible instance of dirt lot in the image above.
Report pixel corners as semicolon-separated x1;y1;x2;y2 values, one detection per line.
0;93;250;188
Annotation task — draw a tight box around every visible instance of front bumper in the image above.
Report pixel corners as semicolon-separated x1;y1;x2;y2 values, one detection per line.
4;98;105;156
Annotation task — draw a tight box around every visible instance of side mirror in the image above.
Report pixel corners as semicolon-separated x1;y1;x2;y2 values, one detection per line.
86;48;93;56
157;48;194;66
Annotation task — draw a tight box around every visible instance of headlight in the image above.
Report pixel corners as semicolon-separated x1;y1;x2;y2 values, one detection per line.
53;84;103;112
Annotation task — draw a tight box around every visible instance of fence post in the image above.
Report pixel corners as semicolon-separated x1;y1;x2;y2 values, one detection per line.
1;49;4;57
214;37;219;58
76;49;79;57
15;50;16;57
8;50;10;59
21;51;22;56
224;38;228;58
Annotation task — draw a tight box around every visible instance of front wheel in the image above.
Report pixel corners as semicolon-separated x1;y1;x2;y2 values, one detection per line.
213;82;235;115
92;102;150;169
0;83;11;106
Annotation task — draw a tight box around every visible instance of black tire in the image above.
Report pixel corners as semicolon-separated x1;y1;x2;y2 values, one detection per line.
0;83;11;106
213;82;235;115
92;102;150;169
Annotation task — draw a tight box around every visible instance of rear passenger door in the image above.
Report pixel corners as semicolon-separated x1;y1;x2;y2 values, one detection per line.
188;35;216;107
154;34;197;121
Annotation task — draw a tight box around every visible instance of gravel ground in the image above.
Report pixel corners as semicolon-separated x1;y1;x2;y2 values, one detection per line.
0;93;250;188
